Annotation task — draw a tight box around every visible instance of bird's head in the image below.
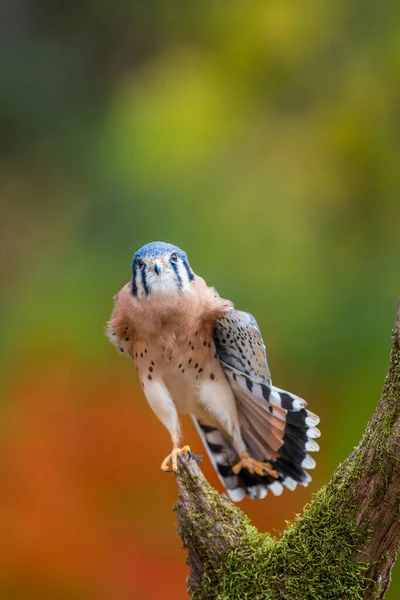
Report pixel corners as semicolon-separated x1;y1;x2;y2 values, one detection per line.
131;241;195;298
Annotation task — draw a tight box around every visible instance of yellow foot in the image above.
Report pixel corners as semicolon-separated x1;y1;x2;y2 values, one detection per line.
161;445;192;472
232;452;278;479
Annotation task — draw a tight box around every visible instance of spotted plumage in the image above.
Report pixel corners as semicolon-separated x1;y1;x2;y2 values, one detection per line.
107;241;320;501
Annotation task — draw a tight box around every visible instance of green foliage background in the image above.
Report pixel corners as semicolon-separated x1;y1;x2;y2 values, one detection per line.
1;1;399;598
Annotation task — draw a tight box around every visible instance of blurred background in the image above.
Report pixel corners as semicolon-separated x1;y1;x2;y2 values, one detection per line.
1;1;399;598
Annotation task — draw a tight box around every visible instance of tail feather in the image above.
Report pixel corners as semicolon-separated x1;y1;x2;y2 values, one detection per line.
192;366;320;502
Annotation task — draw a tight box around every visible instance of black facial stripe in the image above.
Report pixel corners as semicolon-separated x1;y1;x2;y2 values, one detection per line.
132;264;138;296
183;259;194;281
141;266;149;295
170;259;183;289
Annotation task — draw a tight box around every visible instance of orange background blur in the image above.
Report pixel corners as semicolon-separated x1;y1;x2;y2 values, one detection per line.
1;1;400;598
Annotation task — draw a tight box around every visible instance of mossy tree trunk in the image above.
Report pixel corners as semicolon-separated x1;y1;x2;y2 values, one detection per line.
175;301;400;599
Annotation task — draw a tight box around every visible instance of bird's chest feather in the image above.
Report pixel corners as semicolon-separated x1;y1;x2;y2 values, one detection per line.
108;278;233;413
132;326;223;413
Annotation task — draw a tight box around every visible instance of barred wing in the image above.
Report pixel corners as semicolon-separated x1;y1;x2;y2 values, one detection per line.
214;310;271;383
208;308;320;501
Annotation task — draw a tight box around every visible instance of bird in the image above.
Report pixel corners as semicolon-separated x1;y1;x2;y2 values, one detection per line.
107;241;320;501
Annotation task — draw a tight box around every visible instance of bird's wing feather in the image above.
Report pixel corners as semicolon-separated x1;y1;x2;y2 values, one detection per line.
210;308;320;500
213;309;271;382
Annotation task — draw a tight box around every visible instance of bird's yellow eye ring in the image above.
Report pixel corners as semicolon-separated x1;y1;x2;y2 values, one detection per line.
170;252;178;263
138;259;145;269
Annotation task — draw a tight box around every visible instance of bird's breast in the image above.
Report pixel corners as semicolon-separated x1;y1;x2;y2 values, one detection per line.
132;331;225;413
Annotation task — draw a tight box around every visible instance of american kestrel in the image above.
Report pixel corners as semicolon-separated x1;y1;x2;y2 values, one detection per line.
107;241;320;501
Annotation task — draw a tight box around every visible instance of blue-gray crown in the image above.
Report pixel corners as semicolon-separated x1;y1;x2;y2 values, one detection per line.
132;241;185;262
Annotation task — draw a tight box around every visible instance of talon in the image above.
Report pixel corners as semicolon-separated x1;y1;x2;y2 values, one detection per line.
161;445;192;472
181;445;192;461
233;452;278;479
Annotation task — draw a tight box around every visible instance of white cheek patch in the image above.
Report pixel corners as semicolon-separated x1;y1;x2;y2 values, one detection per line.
176;259;192;291
135;270;145;298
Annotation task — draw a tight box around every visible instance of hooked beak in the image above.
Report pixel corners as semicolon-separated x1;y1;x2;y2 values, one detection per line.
153;260;162;276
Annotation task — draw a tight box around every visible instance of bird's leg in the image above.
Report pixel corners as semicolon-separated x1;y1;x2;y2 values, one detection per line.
232;451;279;479
161;430;191;473
141;381;190;472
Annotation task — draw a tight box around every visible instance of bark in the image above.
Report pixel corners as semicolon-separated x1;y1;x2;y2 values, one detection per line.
174;301;400;599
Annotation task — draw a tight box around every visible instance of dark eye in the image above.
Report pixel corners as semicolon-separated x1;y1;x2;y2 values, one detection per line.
170;252;178;263
137;259;145;269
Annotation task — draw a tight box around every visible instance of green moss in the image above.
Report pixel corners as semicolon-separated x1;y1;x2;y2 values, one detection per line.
179;470;256;559
191;484;373;600
364;332;400;491
186;328;400;599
